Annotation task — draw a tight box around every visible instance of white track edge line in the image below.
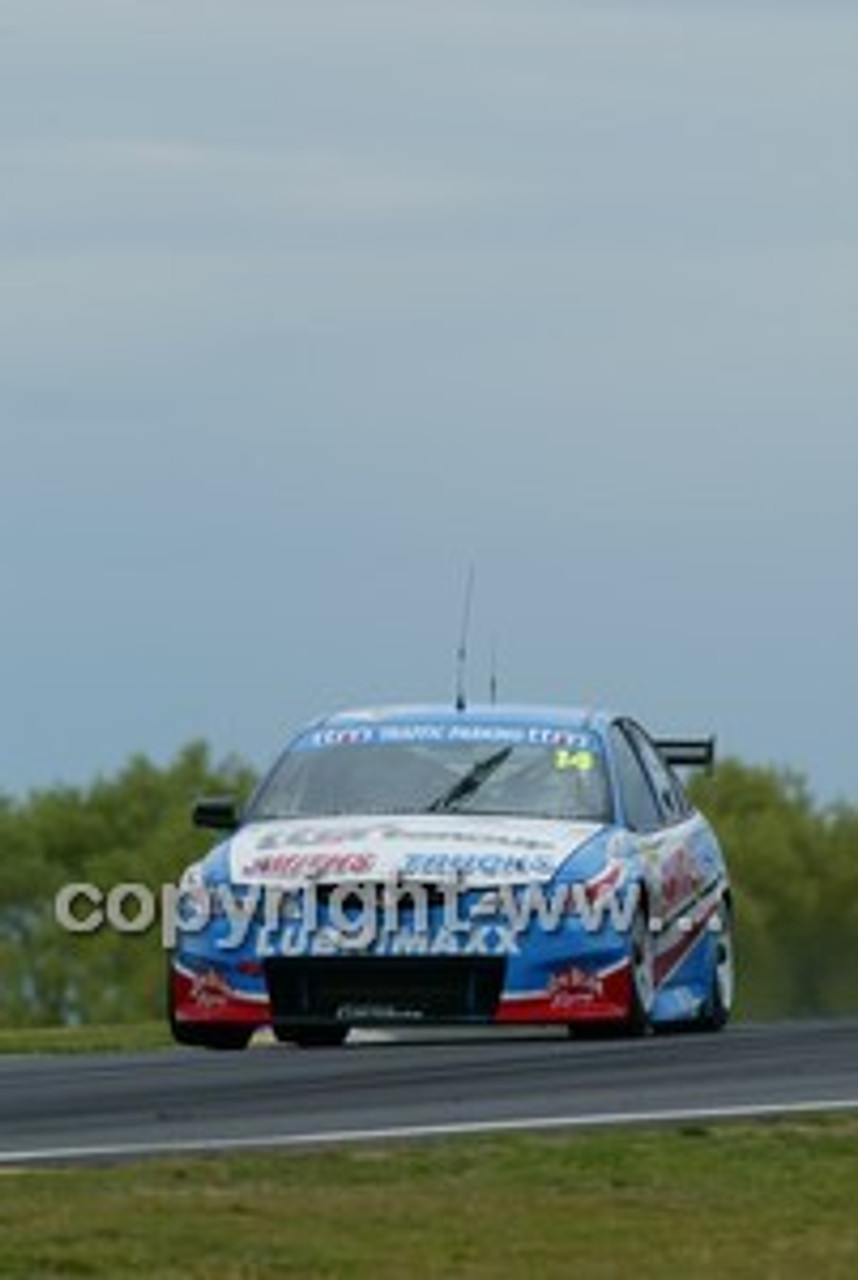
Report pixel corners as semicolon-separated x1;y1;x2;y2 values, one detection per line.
2;1097;858;1165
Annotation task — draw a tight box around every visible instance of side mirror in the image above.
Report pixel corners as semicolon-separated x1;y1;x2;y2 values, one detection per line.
192;796;241;831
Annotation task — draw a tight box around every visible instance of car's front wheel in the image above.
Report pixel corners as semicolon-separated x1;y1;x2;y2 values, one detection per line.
625;905;656;1035
170;1018;254;1050
698;898;734;1031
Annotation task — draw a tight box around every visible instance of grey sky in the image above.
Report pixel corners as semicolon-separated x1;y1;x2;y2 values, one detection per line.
3;2;856;803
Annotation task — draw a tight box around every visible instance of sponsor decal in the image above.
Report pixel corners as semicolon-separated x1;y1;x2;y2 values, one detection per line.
335;1003;424;1022
660;845;703;913
230;815;596;887
400;852;556;879
553;748;596;772
299;723;598;750
251;820;560;856
497;962;630;1024
241;851;377;879
548;966;605;1008
308;728;376;746
188;967;232;1009
260;921;520;958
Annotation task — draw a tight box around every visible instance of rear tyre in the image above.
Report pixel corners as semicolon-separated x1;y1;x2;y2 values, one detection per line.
273;1024;350;1048
698;899;734;1032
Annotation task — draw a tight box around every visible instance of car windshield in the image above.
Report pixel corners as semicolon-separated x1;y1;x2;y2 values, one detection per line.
247;731;613;823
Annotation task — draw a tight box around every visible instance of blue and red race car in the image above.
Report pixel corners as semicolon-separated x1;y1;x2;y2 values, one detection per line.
169;703;733;1048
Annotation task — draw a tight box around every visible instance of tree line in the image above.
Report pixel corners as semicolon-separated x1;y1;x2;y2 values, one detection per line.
0;743;855;1026
688;762;858;1018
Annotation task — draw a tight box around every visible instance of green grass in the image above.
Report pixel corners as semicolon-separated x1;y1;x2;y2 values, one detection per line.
0;1022;172;1055
1;1119;857;1278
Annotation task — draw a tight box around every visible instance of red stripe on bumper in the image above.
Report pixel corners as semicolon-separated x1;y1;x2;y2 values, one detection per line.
170;964;270;1026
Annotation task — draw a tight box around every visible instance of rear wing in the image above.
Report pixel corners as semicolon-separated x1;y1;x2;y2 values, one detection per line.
655;737;716;772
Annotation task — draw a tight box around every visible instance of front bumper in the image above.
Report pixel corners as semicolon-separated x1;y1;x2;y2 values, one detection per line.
169;896;635;1029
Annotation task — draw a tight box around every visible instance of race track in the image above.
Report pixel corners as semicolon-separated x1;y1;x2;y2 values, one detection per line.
1;1018;856;1165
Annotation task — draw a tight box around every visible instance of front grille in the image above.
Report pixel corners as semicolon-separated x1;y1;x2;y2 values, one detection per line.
264;955;505;1023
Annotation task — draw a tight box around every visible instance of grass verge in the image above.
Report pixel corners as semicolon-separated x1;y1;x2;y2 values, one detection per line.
0;1022;172;1055
0;1118;857;1278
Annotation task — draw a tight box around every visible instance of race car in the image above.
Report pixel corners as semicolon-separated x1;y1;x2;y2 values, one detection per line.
168;703;733;1048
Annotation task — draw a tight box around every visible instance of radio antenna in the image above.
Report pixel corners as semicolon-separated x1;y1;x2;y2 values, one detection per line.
489;635;498;705
455;566;475;712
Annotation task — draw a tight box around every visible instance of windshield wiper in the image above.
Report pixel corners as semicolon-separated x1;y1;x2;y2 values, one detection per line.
426;746;513;813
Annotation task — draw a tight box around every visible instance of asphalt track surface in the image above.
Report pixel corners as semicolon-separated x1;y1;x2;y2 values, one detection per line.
0;1019;856;1166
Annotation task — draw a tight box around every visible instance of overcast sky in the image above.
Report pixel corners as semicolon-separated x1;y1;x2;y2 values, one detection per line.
2;1;856;805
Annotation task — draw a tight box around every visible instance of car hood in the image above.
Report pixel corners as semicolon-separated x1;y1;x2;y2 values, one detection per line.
226;813;606;889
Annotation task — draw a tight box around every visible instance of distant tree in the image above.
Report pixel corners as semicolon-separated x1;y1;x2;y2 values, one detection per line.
0;743;256;1027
